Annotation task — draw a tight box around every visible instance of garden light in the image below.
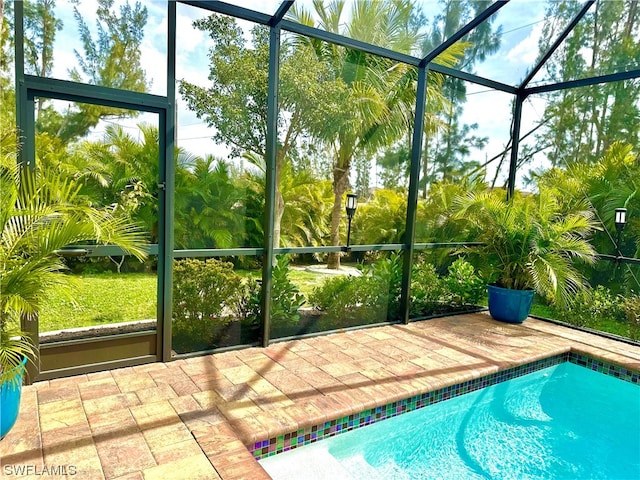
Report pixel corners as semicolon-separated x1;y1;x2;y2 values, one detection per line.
345;193;357;250
615;208;627;232
615;207;627;256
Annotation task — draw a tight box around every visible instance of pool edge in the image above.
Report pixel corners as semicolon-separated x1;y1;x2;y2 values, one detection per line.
251;351;639;460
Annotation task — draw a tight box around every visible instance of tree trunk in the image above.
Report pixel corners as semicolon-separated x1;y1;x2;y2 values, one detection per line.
0;2;4;40
272;150;285;249
421;132;429;199
327;165;350;270
625;0;638;38
272;190;284;249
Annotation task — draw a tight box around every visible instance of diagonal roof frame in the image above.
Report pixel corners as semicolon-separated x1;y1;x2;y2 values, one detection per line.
519;0;595;90
178;0;518;94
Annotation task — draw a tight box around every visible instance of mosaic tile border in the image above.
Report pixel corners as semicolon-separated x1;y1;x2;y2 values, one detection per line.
250;353;639;460
568;352;640;383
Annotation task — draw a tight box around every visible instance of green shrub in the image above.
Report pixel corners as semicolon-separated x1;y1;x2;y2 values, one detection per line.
623;294;640;340
270;256;305;329
410;259;445;316
236;277;262;341
309;253;401;327
410;258;485;317
360;252;403;321
554;285;624;328
310;254;485;326
309;272;384;327
443;258;485;306
172;258;244;352
172;256;308;349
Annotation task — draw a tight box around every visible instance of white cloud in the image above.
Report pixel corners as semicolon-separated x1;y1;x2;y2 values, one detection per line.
506;22;544;67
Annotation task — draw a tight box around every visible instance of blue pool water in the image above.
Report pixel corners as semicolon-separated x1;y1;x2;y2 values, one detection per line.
260;363;640;479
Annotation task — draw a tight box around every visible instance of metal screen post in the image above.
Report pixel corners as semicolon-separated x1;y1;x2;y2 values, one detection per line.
507;94;524;200
400;65;428;324
261;25;282;347
159;0;177;361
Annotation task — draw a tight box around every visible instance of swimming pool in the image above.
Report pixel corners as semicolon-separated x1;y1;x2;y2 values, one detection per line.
260;362;640;479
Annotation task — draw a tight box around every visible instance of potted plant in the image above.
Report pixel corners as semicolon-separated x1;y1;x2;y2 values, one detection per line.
452;188;597;323
1;161;147;439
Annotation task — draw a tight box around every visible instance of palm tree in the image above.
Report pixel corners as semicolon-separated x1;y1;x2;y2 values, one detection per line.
535;142;640;294
242;151;333;248
288;0;462;268
452;188;597;308
0;158;147;382
174;155;247;249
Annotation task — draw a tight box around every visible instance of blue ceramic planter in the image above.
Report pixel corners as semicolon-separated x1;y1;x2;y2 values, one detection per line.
488;284;534;324
1;357;27;440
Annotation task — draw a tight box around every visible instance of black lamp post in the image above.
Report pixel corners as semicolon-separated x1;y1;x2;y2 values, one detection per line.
345;193;357;250
615;207;627;256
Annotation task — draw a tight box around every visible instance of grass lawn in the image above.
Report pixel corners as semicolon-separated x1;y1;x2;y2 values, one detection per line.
531;302;630;338
42;269;631;341
40;272;157;332
39;267;346;332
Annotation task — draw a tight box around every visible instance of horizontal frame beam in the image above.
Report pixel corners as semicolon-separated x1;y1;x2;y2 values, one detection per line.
429;63;518;94
177;1;513;92
56;244;159;257
171;242;485;258
524;69;640;96
178;0;272;25
24;75;168;113
177;1;637;98
280;19;419;66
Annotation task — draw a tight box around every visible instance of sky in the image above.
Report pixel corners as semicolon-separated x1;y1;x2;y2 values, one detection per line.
44;0;562;188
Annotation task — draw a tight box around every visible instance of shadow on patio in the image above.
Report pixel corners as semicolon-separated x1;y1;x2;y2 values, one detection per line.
1;313;639;480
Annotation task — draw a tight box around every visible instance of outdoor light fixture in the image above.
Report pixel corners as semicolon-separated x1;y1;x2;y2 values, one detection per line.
615;207;627;255
345;193;358;250
615;208;627;231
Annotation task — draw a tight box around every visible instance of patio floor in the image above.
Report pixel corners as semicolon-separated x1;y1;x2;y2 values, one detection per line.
2;312;639;479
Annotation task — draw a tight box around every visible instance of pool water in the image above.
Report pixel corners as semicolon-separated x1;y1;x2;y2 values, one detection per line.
260;362;640;479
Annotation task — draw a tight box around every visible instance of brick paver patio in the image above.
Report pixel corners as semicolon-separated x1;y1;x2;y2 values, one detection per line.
2;313;639;479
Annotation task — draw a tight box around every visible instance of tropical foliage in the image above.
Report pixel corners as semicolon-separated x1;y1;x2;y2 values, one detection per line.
288;0;465;268
1;0;639;353
0;158;147;383
451;188;597;307
310;253;485;326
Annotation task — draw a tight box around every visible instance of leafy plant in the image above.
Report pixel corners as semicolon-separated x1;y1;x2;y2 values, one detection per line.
309;253;401;327
172;258;244;352
410;258;445;316
622;294;640;340
553;285;624;329
452;188;597;308
270;256;306;329
311;254;487;325
236;277;262;341
1;161;147;384
172;256;306;350
443;258;485;306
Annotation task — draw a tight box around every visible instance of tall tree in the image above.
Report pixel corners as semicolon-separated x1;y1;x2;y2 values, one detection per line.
0;0;15;145
23;0;62;119
179;16;345;249
289;0;459;268
533;0;640;167
421;0;501;191
37;0;149;143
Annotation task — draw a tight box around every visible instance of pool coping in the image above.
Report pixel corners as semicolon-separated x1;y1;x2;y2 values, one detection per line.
251;350;639;461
